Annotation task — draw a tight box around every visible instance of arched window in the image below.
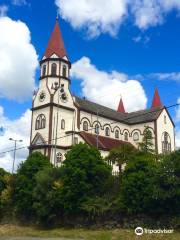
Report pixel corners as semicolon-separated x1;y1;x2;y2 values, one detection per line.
35;114;46;130
61;119;65;130
83;121;88;131
105;127;110;136
95;124;99;135
133;132;139;141
115;130;119;139
124;132;128;141
51;63;57;76
42;65;46;76
162;132;171;154
62;65;67;77
56;152;62;164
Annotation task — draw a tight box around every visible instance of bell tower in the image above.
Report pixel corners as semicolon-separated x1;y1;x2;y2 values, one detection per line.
30;18;76;164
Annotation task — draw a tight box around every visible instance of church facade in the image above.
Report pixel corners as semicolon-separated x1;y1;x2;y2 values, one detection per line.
30;19;175;169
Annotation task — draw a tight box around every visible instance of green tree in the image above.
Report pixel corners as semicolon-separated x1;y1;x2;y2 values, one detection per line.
152;150;180;214
13;152;52;219
139;126;154;154
119;154;156;214
0;168;8;193
33;167;63;226
0;169;13;218
60;143;112;215
105;144;136;176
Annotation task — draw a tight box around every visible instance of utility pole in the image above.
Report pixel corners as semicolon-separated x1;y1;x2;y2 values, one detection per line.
96;110;99;149
9;138;23;174
53;82;60;167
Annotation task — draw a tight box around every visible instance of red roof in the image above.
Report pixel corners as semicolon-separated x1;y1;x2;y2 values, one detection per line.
79;132;130;151
44;19;67;59
151;88;163;108
117;97;125;113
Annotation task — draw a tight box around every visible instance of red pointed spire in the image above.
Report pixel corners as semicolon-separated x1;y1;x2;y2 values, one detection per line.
117;97;126;113
44;18;67;59
151;88;163;108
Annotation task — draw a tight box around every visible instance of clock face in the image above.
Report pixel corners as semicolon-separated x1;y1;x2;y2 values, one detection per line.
60;92;68;103
39;91;46;102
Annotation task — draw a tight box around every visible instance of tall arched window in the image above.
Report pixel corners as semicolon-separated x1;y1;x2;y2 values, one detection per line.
83;121;88;131
42;65;46;76
133;132;139;141
62;65;67;77
35;114;46;130
162;132;171;154
115;130;119;139
95;124;99;135
124;132;128;141
105;127;110;136
56;152;62;164
61;119;65;130
51;63;57;76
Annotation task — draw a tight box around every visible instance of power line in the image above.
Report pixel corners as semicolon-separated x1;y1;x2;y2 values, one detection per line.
0;102;179;157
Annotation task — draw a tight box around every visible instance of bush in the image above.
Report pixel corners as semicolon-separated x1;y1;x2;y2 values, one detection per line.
33;167;63;226
60;143;112;216
13;152;52;219
119;154;156;214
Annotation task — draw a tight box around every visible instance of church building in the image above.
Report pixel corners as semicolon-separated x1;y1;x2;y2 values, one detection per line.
30;19;175;168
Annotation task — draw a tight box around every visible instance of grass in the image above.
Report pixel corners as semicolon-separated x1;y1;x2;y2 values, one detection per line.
0;224;179;240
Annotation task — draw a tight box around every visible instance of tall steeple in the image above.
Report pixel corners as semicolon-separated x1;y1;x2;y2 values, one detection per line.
117;97;126;113
151;88;163;108
44;18;67;59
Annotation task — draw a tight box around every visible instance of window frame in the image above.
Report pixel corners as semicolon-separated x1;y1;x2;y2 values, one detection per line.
83;121;88;131
105;127;110;137
61;119;65;130
51;63;57;76
35;114;46;130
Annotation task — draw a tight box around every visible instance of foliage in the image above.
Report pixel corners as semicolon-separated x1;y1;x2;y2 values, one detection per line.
0;173;13;218
0;168;8;193
152;150;180;214
60;143;112;215
105;144;136;175
119;155;156;214
13;152;52;219
0;146;180;228
33;167;63;226
138;126;154;154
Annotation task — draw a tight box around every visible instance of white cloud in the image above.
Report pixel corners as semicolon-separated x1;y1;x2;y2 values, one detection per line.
150;72;180;82
0;106;31;172
55;0;128;38
12;0;28;6
133;35;150;44
55;0;180;37
0;5;8;17
0;16;38;101
71;57;147;112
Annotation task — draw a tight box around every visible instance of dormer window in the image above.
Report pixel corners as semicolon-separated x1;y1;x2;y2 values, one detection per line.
42;65;46;76
51;63;57;76
62;65;67;78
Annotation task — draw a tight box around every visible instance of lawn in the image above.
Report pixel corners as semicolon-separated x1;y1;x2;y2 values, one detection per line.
0;224;179;240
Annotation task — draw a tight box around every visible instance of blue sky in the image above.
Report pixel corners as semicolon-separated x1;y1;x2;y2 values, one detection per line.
0;0;180;170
